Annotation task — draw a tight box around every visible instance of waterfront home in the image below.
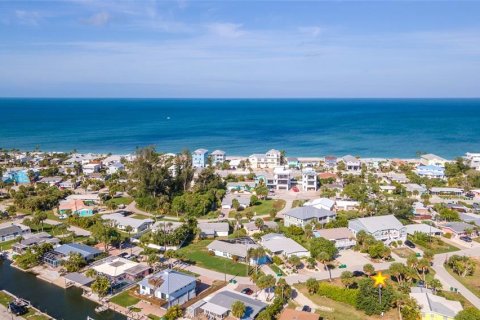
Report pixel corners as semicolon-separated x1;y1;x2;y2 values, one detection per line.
287;157;300;168
314;227;356;250
303;198;335;211
439;222;476;238
0;224;31;242
348;215;407;245
58;199;94;217
107;162;125;174
362;158;387;170
221;193;250;210
248;149;281;168
260;233;309;258
464;152;480;171
324;156;337;168
198;290;267;320
192;149;209;168
416;165;445;179
44;243;102;267
273;167;291;190
82;163;101;175
207;238;267;265
283;206;336;228
279;309;321;320
37;176;63;186
65;153;100;165
341;155;361;171
198;222;229;238
243;220;278;235
138;269;197;307
12;232;60;254
410;287;462;320
211;150;226;164
430;187;464;196
420;154;449;167
405;224;443;236
301;168;317;191
102;212;154;233
91;257;150;282
102;155;124;166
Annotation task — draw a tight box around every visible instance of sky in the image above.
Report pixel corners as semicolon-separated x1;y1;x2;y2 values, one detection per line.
0;0;479;98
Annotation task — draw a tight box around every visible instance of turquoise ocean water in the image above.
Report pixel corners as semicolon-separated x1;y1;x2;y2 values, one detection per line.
0;98;479;158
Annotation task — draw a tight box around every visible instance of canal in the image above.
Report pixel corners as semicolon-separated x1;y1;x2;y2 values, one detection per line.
0;260;126;320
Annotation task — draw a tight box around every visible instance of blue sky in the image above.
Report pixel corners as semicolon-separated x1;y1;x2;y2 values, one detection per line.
0;0;479;98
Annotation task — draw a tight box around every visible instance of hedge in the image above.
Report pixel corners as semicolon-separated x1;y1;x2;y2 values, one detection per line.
316;282;359;307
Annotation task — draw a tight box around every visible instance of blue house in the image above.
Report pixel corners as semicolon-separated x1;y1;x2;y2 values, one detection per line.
415;165;445;179
2;169;36;184
192;149;209;168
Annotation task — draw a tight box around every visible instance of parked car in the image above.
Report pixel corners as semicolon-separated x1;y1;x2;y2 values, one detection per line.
460;236;473;243
417;280;425;288
405;240;416;248
352;270;365;277
301;305;311;312
241;288;253;295
8;302;27;316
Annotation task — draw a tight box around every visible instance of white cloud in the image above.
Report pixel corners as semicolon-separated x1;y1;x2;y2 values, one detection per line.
82;12;110;26
207;22;245;38
298;26;324;38
15;10;42;26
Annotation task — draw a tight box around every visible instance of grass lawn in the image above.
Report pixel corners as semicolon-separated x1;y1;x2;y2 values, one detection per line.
178;240;249;276
110;291;141;307
445;258;480;298
439;291;475;309
295;285;399;320
269;264;283;275
148;315;161;320
105;197;133;206
391;248;415;259
0;291;12;307
0;238;19;251
409;236;460;254
292;199;307;208
229;199;286;218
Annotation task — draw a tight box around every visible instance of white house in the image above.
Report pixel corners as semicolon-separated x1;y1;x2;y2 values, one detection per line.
207;238;266;264
303;198;335;211
82;163;101;175
342;155;361;171
273;167;291;190
416;165;445;179
107;162;125;174
102;213;153;233
197;222;229;238
283;206;336;227
301;169;317;191
465;152;480;171
335;199;360;211
248;149;281;168
420;154;449;167
314;227;356;250
348;215;407;245
260;233;309;258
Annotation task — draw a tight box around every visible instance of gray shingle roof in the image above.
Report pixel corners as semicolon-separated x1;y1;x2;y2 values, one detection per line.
0;225;22;237
284;206;336;220
207;290;267;320
138;269;196;295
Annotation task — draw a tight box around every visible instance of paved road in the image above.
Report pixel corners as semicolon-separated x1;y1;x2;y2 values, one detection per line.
432;247;480;309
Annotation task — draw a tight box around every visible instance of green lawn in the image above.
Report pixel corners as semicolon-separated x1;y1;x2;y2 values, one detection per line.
229;199;286;218
0;291;12;307
105;197;133;206
178;240;249;276
292;199;307;208
269;264;283;275
409;236;460;254
445;258;480;298
110;291;140;307
0;238;19;251
148;315;161;320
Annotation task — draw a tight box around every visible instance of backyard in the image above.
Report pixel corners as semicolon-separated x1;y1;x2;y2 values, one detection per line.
177;240;249;276
228;199;285;218
110;290;141;308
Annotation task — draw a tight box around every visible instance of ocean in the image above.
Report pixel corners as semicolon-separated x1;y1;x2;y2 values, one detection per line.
0;98;479;158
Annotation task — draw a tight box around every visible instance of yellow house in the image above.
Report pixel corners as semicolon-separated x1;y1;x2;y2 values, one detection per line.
410;288;463;320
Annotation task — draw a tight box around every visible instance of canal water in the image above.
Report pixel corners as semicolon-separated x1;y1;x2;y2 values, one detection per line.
0;260;126;320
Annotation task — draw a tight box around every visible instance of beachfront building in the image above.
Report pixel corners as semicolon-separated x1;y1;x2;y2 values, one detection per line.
314;227;356;250
348;215;407;245
341;155;361;172
197;222;229;238
260;233;309;258
416;165;445;179
138;269;197;307
287;157;300;168
324;156;337;169
107;162;125;174
420;154;449;167
82;163;101;175
0;224;31;242
410;287;463;320
464;152;480;171
301;168;318;191
197;290;267;320
211;150;226;164
273;167;291;190
102;212;153;233
248;149;281;168
283;206;336;228
207;238;267;265
192;149;209;168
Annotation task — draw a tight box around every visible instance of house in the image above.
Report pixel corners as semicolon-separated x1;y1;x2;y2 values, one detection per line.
221;194;251;210
413;202;431;219
255;172;275;190
37;176;63;186
192;149;209;168
380;185;396;194
335;199;360;211
107;162;125;174
138;269;197;307
303;198;335;211
102;155;124;166
58;199;95;217
416;165;445;179
348;215;407;245
405;224;443;236
207;238;267;265
260;233;309;258
59;180;77;190
410;287;462;320
361;158;387;170
283;206;336;228
199;290;267;320
324;156;337;168
273;167;291;190
44;243;102;267
2;168;35;184
430;187;464;196
420;154;449;167
279;309;320;320
440;222;476;238
287;157;300;168
464;152;480;171
243;221;278;235
12;232;60;254
102;212;154;233
211;150;226;164
342;155;361;171
66;193;100;204
82;163;101;175
198;222;229;238
0;224;30;242
91;257;150;282
313;227;356;250
248;149;281;169
404;183;427;195
301;169;317;191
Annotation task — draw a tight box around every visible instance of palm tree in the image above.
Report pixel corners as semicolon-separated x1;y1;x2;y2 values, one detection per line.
125;225;133;255
318;251;331;281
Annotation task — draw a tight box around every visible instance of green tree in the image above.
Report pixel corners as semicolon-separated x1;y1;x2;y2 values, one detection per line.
340;271;355;288
91;275;110;297
62;252;86;272
250;195;259;206
363;263;375;277
455;307;480;320
356;278;394;315
254;218;264;230
306;278;319;294
310;237;338;260
317;251;332;281
164;305;183;320
231;301;246;319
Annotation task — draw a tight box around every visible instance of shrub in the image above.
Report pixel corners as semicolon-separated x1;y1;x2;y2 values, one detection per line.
444;233;452;239
272;256;283;265
316;281;358;306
